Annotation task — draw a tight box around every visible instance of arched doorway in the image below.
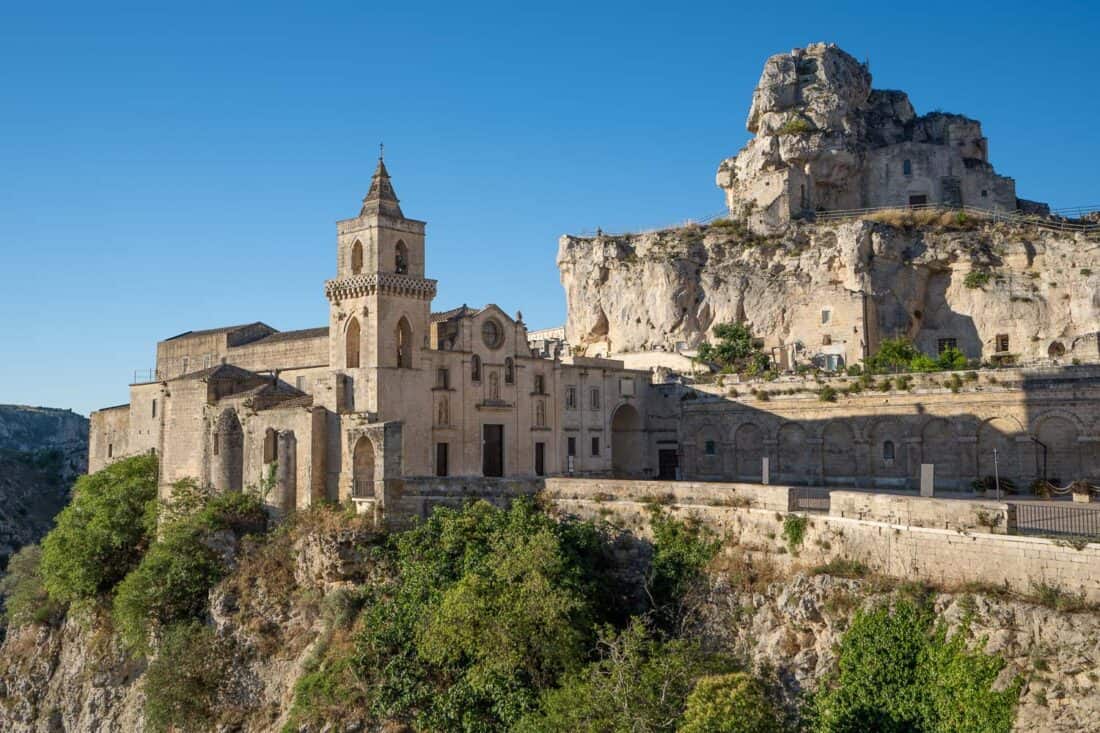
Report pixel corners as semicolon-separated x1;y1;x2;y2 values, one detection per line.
352;435;376;498
778;422;815;484
215;409;243;492
734;423;763;481
611;403;643;477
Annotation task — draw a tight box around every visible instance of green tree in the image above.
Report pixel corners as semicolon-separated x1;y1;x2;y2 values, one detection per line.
516;619;733;733
351;500;623;731
113;489;267;652
936;347;968;371
0;544;64;628
40;454;159;603
697;323;768;374
865;338;918;374
812;601;1020;733
678;673;782;733
647;509;720;629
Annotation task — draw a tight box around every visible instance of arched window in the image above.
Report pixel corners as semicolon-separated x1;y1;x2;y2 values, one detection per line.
504;357;514;384
395;240;408;274
396;317;412;368
471;354;481;382
351;240;363;274
345;317;360;369
883;440;895;462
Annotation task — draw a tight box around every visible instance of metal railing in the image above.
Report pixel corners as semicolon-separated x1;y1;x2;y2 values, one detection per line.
352;478;376;499
132;368;158;384
1015;502;1100;539
791;487;831;512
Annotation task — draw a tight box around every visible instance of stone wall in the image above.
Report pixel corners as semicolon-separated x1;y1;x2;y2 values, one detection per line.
544;477;1100;602
829;490;1014;534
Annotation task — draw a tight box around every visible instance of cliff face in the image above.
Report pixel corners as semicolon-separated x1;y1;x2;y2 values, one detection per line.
0;406;89;567
558;219;1100;367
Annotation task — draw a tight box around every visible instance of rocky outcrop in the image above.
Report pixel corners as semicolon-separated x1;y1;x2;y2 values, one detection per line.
716;43;1023;232
0;406;88;566
558;218;1100;367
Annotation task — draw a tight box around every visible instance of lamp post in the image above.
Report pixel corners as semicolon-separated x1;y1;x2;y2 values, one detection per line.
993;448;1001;500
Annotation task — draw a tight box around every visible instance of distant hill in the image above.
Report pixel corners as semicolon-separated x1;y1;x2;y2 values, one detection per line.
0;405;89;569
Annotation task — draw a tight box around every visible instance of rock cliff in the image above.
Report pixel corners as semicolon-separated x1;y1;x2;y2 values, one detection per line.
0;406;88;567
558;218;1100;368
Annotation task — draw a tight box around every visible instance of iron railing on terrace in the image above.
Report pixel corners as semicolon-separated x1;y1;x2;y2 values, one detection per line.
1014;502;1100;540
791;487;831;513
813;203;1100;233
352;478;376;499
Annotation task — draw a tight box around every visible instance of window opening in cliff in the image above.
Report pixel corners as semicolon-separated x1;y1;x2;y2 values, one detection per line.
937;338;957;354
152;399;157;418
996;334;1010;353
1049;341;1066;358
903;159;912;176
821;309;831;324
107;443;113;458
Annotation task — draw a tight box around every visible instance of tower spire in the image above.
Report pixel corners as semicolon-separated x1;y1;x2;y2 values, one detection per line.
360;144;403;218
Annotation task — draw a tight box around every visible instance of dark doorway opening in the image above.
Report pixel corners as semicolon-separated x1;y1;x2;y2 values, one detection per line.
535;442;545;476
658;448;679;480
436;442;449;477
483;424;504;477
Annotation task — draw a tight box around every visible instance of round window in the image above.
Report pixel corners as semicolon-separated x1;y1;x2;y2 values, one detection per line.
481;319;503;349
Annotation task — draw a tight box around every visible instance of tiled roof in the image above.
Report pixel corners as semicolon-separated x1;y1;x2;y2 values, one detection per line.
246;327;329;345
163;322;272;342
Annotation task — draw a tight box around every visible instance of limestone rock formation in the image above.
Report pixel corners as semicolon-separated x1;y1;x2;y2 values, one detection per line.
716;43;1025;233
558;219;1100;367
0;406;88;566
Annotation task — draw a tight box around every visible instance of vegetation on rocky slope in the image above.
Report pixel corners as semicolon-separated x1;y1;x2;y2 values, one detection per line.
0;459;1029;732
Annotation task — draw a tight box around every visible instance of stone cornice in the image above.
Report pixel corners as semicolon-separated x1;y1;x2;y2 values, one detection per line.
325;273;438;302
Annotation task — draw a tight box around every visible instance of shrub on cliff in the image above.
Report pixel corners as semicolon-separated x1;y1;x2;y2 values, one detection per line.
697;323;769;375
0;544;64;628
679;672;782;733
143;621;234;733
515;618;734;733
811;600;1020;733
113;489;267;652
40;454;158;604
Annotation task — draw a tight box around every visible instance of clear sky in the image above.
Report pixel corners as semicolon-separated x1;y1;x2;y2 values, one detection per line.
2;1;1097;416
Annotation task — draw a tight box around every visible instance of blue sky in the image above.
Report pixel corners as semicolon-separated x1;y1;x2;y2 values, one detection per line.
2;1;1097;416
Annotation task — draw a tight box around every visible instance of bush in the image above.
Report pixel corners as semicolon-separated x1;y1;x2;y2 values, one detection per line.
113;490;267;652
777;116;813;135
818;385;838;402
515;619;734;732
350;499;625;730
910;354;939;373
0;544;64;628
964;271;992;289
866;338;918;374
647;509;720;627
697;323;769;375
845;364;862;377
782;514;809;554
937;347;968;371
680;672;782;733
144;621;233;733
812;601;1020;732
40;455;158;604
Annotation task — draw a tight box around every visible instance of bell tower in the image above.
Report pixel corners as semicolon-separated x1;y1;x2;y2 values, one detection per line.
324;152;437;417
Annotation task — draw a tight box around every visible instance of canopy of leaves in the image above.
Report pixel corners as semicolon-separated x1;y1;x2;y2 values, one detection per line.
646;509;720;629
697;323;769;374
40;454;159;603
812;600;1020;733
113;487;267;652
515;619;734;733
865;339;968;375
679;672;782;733
352;499;629;730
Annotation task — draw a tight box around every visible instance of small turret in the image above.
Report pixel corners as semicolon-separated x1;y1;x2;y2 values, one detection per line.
360;147;404;218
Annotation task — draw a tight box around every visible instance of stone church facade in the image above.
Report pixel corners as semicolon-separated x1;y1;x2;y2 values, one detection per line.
89;160;655;516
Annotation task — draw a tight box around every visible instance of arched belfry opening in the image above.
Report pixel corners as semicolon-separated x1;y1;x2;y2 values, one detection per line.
351;240;364;274
352;435;376;498
396;317;412;368
346;317;361;369
611;403;643;477
215;409;244;492
395;240;409;274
